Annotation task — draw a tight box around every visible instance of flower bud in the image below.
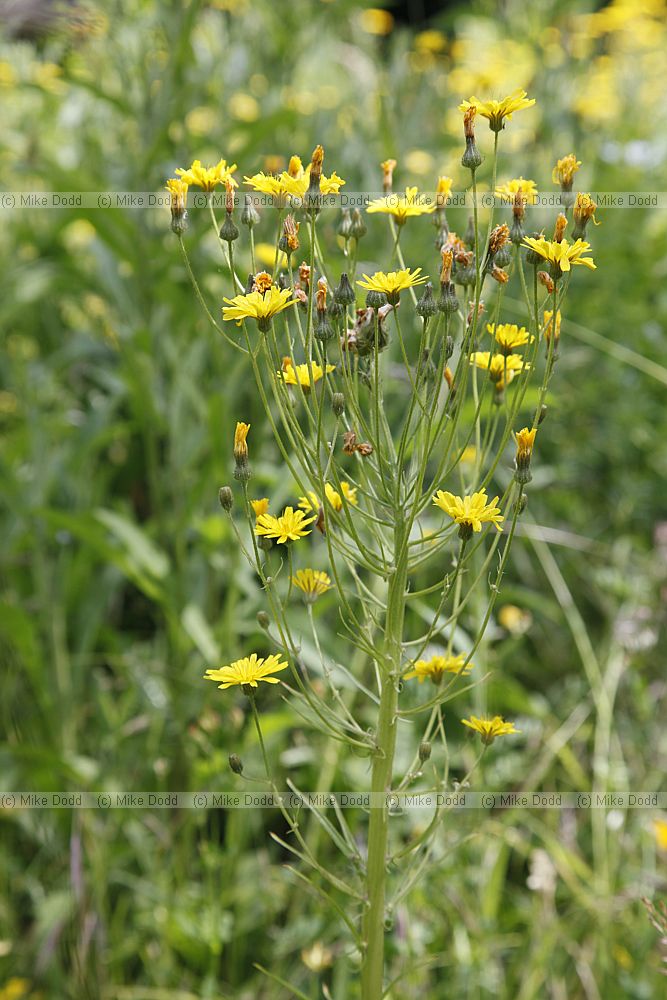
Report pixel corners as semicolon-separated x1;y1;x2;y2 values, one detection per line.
334;272;356;306
416;281;437;319
166;178;189;236
241;194;260;228
256;610;270;629
419;741;432;762
514;427;536;485
332;392;345;417
337;207;353;241
572;193;598;240
365;289;387;310
350;208;367;241
219;214;239;243
229;753;244;775
438;282;459;316
524;232;543;267
218;486;233;511
461;107;483;171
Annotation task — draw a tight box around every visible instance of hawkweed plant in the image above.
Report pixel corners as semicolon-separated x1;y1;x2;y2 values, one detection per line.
168;93;598;997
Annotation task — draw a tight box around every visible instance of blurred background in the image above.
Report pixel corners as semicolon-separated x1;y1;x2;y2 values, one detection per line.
1;0;666;997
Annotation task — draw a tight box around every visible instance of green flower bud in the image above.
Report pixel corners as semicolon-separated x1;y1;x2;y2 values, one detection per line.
350;208;367;240
256;610;270;629
416;281;437;319
218;486;233;511
332;392;345;417
219;215;239;243
241;195;260;228
229;753;244;774
334;272;356;306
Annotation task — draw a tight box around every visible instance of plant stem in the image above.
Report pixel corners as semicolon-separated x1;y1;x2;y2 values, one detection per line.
361;518;408;998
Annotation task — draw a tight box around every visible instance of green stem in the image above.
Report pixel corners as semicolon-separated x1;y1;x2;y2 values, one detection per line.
361;519;408;999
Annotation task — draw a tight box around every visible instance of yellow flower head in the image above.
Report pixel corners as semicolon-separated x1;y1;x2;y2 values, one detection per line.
204;652;287;690
432;489;504;536
223;285;297;330
250;497;269;518
461;715;520;745
366;186;436;224
233;421;250;463
165;177;189;213
436;175;454;203
357;267;426;303
515;427;537;467
653;818;667;851
552;154;581;189
470;351;530;389
245;154;345;205
522;236;596;274
278;361;336;390
176;158;238;191
255;507;315;543
495;177;538;205
380;158;397;190
573;193;599;237
543;309;562;343
404;653;473;684
288;155;304;178
487;323;534;352
459;90;535;131
299;482;358;513
291;568;332;602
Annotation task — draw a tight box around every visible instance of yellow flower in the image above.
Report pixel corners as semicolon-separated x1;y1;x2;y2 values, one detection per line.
366;186;436;224
244;171;294;201
498;604;532;635
653;818;667;851
223;285;297;330
573;193;599;237
522;236;596;274
543;309;562;342
404;653;473;684
234;421;250;462
461;715;520;745
552;154;581;188
175;158;237;191
470;352;530;389
299;482;358;513
436;175;454;204
255;507;315;543
245;159;345;205
432;489;504;536
291;568;332;601
515;427;537;463
495;177;538;205
165;177;189;212
250;497;269;518
357;267;426;303
487;323;534;352
278;360;336;389
204;652;288;690
459;90;535;131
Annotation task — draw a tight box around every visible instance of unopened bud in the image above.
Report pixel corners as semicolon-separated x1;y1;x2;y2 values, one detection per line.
229;753;244;775
332;392;345;417
553;213;568;243
419;741;432;762
365;289;387;310
534;404;548;425
337;208;353;240
438;282;459;316
257;610;270;629
218;486;234;511
334;272;356;306
416;281;437;319
219;215;239;243
350;208;367;241
241;194;260;228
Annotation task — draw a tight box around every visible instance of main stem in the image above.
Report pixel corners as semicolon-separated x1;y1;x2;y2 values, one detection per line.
361;519;408;998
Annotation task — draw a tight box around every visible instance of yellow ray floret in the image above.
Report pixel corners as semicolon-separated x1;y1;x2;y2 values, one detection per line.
291;568;332;601
432;489;504;533
459;90;535;131
223;286;297;327
461;715;520;745
255;507;315;543
404;653;473;684
487;323;534;351
522;237;596;272
278;361;336;389
357;267;426;297
175;158;238;191
366;186;436;223
204;652;288;689
470;351;530;388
